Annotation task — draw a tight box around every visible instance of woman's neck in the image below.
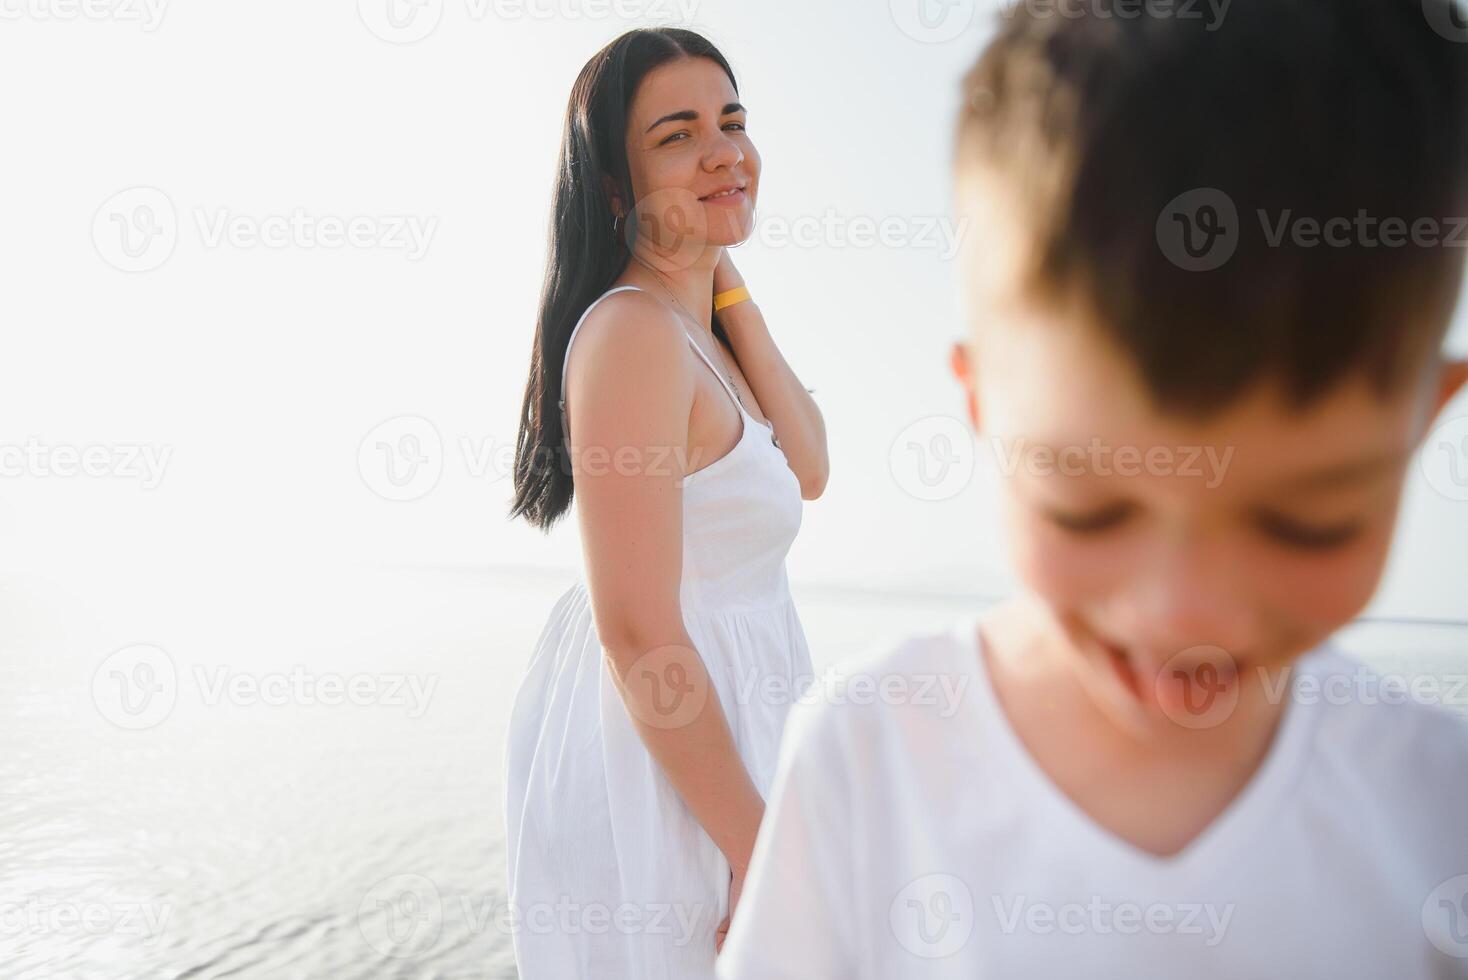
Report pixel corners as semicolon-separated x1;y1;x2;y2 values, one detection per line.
624;249;719;335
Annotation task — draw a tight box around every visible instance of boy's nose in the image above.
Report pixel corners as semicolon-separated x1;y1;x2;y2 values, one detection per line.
1127;536;1260;665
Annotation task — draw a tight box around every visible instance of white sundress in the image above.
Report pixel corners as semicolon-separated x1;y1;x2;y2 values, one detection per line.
503;284;815;979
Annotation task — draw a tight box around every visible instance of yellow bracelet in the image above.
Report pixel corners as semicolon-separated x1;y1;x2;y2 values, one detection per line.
713;286;751;311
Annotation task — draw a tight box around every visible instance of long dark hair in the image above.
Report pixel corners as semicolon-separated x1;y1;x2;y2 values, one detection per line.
509;28;739;531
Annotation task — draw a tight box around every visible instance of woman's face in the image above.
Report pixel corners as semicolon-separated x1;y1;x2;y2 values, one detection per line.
620;56;759;266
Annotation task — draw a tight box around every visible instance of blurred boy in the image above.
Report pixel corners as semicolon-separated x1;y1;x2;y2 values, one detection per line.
717;0;1468;976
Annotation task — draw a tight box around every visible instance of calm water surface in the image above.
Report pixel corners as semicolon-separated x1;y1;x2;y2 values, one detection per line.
3;562;1462;978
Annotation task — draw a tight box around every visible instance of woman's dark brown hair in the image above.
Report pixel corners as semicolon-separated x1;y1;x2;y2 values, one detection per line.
509;28;738;531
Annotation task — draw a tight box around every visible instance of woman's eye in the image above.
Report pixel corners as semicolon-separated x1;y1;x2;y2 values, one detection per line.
659;131;689;145
1045;503;1132;535
1258;513;1363;550
723;121;745;132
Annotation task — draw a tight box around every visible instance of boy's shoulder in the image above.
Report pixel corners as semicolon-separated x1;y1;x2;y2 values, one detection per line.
1290;642;1468;814
787;614;981;752
1294;642;1468;746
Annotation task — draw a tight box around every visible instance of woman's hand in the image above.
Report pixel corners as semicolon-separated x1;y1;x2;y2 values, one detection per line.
714;866;747;954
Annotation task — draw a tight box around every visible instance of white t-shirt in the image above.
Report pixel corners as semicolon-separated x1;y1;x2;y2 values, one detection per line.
715;611;1468;980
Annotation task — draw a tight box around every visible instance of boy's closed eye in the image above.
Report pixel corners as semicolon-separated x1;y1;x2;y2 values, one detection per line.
1041;500;1367;552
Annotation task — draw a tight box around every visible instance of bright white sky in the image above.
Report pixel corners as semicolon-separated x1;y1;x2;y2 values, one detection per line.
2;0;1464;622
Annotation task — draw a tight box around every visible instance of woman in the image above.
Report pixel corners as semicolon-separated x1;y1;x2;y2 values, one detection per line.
504;27;829;979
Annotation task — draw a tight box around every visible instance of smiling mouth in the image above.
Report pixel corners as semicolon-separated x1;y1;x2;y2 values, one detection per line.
700;186;745;201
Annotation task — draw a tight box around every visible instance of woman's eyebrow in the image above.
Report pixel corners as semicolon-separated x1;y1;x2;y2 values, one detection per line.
644;102;747;134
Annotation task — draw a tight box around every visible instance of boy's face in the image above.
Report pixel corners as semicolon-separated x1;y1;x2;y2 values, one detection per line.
950;184;1468;736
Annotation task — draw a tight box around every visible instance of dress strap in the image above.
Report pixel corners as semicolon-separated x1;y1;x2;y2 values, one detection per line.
558;284;756;443
682;332;746;420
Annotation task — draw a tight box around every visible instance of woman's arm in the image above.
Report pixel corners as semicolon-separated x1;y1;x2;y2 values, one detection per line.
565;288;767;879
713;252;830;500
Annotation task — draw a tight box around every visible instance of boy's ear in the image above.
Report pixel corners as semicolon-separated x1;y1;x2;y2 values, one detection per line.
949;340;980;430
1435;358;1468;418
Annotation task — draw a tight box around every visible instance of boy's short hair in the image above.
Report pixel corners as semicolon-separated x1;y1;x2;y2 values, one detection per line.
956;0;1468;416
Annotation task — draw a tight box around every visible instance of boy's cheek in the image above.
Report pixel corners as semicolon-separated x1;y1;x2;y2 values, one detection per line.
1243;525;1398;643
1003;499;1129;606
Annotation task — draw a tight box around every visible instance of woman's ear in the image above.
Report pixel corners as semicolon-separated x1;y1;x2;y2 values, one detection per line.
602;176;624;222
949;340;980;430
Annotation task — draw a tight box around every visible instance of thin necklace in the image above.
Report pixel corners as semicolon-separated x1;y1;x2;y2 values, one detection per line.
634;258;745;404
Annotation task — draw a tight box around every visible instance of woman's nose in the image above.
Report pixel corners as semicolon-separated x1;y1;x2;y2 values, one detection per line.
705;132;743;170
